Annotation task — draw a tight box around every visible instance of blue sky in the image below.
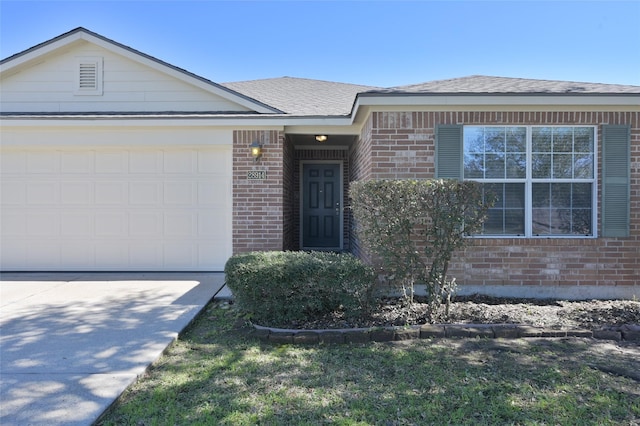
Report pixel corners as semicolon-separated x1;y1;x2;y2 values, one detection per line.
1;1;639;87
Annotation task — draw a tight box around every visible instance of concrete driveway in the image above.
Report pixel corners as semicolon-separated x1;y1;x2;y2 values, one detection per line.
0;272;226;426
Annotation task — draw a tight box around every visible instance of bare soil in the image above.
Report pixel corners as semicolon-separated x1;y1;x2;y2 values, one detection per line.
282;295;640;331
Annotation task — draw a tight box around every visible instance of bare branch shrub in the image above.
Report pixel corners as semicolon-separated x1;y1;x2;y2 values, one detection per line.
350;179;493;319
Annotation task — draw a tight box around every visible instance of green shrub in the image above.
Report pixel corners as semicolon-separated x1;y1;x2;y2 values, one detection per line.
224;251;376;325
350;179;493;319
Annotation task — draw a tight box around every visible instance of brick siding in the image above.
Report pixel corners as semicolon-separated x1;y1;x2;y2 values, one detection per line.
232;130;285;253
282;137;295;250
350;110;640;287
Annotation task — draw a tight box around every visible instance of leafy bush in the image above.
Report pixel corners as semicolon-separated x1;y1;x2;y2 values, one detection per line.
224;251;376;325
350;179;493;319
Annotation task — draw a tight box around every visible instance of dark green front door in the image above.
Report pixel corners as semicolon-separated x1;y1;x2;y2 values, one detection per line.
302;163;341;249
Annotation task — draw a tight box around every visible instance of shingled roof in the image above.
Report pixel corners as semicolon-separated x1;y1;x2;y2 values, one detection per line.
388;75;640;94
223;75;640;116
222;77;381;116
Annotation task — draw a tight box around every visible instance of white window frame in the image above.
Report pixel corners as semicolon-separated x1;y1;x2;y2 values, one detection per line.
74;56;103;96
464;125;598;239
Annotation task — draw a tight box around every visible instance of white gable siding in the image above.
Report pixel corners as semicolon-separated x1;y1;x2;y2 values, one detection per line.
0;41;253;113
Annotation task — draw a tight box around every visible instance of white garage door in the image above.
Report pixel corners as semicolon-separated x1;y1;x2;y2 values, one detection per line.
1;146;232;271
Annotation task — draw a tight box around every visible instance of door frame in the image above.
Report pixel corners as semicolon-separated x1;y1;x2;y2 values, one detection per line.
299;160;344;251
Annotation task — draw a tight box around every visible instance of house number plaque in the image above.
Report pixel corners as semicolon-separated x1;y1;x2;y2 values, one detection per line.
247;170;267;180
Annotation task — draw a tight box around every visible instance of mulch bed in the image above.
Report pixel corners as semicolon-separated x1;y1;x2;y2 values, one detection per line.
269;295;640;331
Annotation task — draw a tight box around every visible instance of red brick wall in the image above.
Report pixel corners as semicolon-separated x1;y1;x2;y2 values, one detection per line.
350;114;374;181
232;130;285;253
349;116;374;259
350;110;639;287
282;137;295;251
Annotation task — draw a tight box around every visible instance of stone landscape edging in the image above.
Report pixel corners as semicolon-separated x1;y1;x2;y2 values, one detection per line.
252;323;640;345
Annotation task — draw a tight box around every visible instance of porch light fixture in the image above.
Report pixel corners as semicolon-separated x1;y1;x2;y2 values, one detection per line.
250;140;262;161
315;135;328;142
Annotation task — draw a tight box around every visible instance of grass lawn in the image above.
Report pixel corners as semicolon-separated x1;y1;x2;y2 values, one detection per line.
98;300;640;425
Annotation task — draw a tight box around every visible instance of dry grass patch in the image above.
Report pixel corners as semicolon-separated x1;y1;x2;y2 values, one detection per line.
97;300;640;426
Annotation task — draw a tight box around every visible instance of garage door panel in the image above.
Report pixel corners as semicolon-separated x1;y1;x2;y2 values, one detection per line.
61;212;94;235
130;212;161;236
198;242;231;265
198;150;230;174
96;182;127;204
164;150;194;173
1;151;26;173
61;181;93;204
164;182;194;204
28;152;59;173
1;241;27;269
1;182;25;204
198;210;229;237
2;212;26;235
164;212;196;236
27;212;60;236
164;244;195;268
61;151;94;173
129;242;162;268
96;152;128;173
64;242;96;268
27;182;59;204
198;178;231;206
95;243;128;268
129;182;161;205
129;151;161;173
95;212;127;237
2;146;232;271
28;242;61;267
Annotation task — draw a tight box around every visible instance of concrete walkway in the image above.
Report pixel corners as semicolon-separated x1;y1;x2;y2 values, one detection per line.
0;272;226;426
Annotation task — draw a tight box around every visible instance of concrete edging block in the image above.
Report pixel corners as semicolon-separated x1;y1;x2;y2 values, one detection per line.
394;328;420;341
566;329;593;338
319;331;346;344
269;332;294;344
420;324;446;338
344;330;370;343
253;323;638;344
621;330;640;341
492;325;520;338
593;330;622;341
293;332;320;344
518;327;567;338
445;325;495;338
369;329;395;342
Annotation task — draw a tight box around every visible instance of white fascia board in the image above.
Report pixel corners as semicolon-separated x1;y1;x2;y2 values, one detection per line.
0;32;85;74
353;94;640;109
0;115;354;128
284;124;361;135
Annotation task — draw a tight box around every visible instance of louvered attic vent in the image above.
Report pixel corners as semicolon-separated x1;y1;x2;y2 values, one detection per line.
79;63;97;89
75;57;103;95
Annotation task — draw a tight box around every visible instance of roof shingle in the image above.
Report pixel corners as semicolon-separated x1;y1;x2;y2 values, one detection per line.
223;75;640;116
388;75;640;94
222;77;381;116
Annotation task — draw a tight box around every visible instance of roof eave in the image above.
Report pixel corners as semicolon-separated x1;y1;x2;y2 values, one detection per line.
0;27;284;115
352;91;640;110
0;112;355;128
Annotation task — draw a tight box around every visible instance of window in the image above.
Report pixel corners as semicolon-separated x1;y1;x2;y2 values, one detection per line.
74;57;103;95
463;126;596;237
